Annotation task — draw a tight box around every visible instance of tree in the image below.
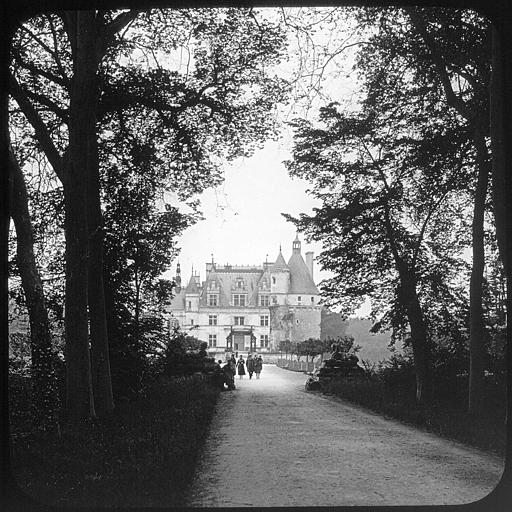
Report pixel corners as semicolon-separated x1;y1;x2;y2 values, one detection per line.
101;162;195;398
9;8;289;421
355;6;492;412
285;79;473;403
297;338;331;362
278;339;292;360
8;144;56;417
10;11;139;420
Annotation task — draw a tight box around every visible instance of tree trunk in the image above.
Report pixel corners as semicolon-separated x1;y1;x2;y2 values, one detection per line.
8;146;56;415
63;11;101;422
401;274;431;404
490;22;512;427
490;23;512;282
62;175;95;422
86;80;114;418
468;126;490;414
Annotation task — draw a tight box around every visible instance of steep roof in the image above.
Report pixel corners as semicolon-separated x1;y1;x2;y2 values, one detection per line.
200;270;263;307
185;274;200;294
270;250;289;272
287;252;319;294
169;288;186;310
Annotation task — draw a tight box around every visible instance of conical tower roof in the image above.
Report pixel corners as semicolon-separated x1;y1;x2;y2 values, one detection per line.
185;273;200;294
270;248;289;272
287;251;319;294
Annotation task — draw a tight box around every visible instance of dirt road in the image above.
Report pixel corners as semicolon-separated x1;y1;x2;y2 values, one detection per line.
186;364;504;507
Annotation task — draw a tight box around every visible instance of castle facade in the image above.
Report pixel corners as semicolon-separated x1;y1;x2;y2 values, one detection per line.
167;236;321;353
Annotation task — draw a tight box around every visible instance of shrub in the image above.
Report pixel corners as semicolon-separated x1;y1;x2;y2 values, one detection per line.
10;374;220;508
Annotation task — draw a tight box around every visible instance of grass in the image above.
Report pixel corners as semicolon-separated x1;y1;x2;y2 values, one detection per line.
9;374;220;508
321;374;507;456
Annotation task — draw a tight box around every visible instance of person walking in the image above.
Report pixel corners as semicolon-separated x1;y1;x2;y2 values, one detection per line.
254;355;263;379
246;353;255;379
236;355;246;379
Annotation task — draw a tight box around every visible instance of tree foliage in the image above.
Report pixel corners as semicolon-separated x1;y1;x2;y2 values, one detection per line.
284;7;492;403
9;8;290;419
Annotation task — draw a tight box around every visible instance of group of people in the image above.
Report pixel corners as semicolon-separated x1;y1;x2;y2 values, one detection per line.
215;353;263;391
234;353;263;380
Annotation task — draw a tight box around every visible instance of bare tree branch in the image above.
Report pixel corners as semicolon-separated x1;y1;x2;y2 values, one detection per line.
12;47;69;89
9;74;64;180
22;87;69;123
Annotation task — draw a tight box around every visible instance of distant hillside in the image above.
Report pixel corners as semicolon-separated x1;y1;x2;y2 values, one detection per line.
346;317;395;364
321;310;395;364
320;309;348;339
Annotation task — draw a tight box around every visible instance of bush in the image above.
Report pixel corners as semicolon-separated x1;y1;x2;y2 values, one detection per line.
378;353;416;389
320;353;506;455
10;374;220;507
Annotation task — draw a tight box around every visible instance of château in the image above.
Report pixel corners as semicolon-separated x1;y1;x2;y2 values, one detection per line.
167;235;321;354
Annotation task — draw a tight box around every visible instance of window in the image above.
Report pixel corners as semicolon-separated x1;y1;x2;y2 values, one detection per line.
272;277;276;284
311;296;315;304
208;334;217;347
208;294;218;306
236;278;243;289
260;334;269;348
260;295;269;307
234;316;245;325
208;315;217;326
298;296;302;304
188;301;192;310
233;294;246;307
260;315;269;327
190;319;194;325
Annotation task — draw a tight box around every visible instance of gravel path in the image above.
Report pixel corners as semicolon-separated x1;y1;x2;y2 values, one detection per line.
186;364;504;507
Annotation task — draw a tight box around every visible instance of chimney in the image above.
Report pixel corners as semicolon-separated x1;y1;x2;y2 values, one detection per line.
305;251;314;279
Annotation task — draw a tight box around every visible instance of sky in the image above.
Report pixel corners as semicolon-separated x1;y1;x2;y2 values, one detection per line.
159;8;371;315
163;135;326;283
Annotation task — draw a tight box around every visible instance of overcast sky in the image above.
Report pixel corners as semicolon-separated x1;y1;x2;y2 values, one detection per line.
163;133;325;283
162;8;371;315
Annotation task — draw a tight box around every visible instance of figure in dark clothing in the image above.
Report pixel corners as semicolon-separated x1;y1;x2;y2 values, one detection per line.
246;354;255;379
222;362;236;390
254;355;263;379
236;356;246;379
213;360;225;390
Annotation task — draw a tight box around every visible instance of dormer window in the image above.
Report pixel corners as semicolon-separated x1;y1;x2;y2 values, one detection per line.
233;294;246;307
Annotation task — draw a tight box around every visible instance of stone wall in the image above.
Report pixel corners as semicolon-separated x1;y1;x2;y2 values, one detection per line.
291;307;321;341
270;305;321;344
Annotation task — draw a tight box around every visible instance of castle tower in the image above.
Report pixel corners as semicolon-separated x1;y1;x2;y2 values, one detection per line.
175;262;182;291
184;271;200;311
292;232;301;254
269;245;290;302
